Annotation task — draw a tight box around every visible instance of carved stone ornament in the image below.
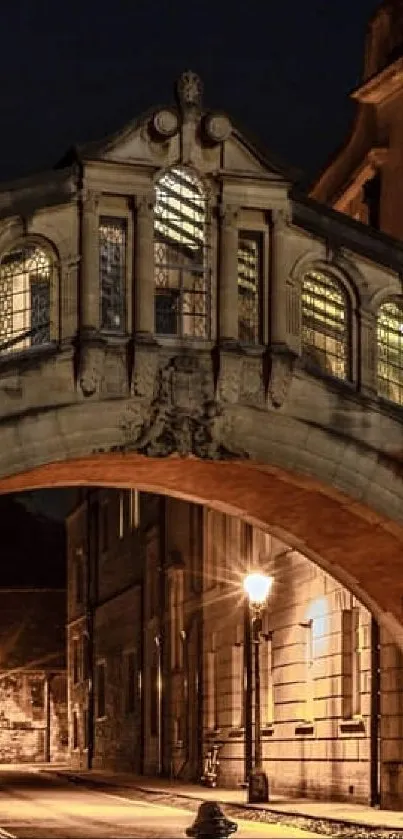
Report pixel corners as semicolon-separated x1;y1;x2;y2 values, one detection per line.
175;70;203;112
240;357;264;405
204;112;232;144
119;353;247;460
153;108;179;139
268;350;296;409
79;344;104;398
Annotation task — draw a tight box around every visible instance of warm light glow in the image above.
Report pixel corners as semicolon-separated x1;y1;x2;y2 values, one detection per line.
243;572;273;605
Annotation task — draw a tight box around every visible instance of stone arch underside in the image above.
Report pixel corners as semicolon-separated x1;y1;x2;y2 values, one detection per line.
1;452;403;649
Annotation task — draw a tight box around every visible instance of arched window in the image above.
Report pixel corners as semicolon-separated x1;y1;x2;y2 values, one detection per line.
0;242;55;354
377;299;403;405
301;270;350;380
154;167;209;338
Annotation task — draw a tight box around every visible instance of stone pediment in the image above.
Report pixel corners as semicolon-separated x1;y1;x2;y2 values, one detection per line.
72;72;300;184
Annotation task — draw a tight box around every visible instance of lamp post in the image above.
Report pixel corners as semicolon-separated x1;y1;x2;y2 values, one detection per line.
243;572;273;804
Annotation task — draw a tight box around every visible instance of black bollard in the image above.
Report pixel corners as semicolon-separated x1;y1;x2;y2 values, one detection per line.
186;801;238;838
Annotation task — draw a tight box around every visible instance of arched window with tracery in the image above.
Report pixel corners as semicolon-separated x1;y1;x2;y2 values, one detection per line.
301;269;350;380
154;167;209;338
0;242;56;354
377;299;403;405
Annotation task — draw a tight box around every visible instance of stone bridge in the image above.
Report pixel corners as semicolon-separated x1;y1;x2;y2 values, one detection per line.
0;72;403;647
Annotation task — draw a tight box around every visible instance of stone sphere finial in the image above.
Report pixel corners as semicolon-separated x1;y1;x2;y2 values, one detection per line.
175;70;203;112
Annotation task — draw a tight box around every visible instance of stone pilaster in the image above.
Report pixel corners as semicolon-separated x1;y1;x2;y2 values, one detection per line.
271;209;290;348
360;308;377;395
219;204;239;345
80;191;100;334
60;255;80;343
135;193;155;339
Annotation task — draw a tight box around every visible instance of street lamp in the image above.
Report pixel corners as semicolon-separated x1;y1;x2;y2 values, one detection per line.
243;571;273;804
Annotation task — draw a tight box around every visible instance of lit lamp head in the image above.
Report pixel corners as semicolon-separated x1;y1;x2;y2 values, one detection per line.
243;572;273;611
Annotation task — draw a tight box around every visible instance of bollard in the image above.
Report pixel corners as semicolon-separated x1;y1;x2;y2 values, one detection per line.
186;801;238;838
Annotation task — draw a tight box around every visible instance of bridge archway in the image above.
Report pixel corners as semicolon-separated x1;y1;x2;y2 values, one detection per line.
1;453;403;649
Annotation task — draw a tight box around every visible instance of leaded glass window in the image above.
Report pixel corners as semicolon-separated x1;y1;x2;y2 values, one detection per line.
99;218;127;333
154;167;209;338
0;244;53;354
377;299;403;405
238;232;261;344
302;270;349;380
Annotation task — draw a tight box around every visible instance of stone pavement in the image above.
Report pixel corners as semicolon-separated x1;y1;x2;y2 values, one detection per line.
39;767;403;833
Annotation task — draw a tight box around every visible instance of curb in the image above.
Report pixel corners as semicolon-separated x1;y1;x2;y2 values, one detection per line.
49;771;403;836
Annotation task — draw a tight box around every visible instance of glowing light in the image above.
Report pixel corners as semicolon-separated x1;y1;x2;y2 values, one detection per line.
243;572;273;606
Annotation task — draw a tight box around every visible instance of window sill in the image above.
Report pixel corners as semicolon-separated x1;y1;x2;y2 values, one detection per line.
228;727;244;739
0;341;58;372
339;718;365;734
155;336;215;352
206;729;222;738
302;359;357;395
261;725;274;737
295;723;315;736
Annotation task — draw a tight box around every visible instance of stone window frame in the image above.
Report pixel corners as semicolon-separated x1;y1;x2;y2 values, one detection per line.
0;234;60;358
153;164;213;342
291;256;359;386
300;266;355;383
375;294;403;408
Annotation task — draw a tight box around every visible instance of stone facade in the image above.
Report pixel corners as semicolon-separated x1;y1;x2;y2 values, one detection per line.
311;0;403;240
66;487;403;809
0;70;403;649
0;589;67;763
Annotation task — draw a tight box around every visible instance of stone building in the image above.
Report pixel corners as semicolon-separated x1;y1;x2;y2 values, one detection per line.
66;487;403;809
312;0;403;240
0;588;67;763
1;0;403;810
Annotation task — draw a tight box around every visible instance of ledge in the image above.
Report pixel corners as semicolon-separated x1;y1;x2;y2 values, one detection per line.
339;718;366;734
228;727;244;739
295;723;315;736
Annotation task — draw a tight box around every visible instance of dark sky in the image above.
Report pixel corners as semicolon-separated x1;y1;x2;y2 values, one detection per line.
1;0;379;185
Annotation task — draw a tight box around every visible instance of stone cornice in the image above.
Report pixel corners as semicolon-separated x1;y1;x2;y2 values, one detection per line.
351;56;403;104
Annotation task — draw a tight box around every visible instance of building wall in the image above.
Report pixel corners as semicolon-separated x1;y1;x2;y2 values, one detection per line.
66;490;403;808
201;515;373;802
0;589;67;764
66;488;144;770
92;585;142;771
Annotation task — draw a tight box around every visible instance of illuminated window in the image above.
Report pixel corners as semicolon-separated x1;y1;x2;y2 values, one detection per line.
231;625;244;729
261;634;274;727
206;634;218;731
342;607;362;719
377;299;403;405
302;620;314;722
0;243;55;354
238;232;261;344
170;569;184;670
99;217;127;333
154;167;209;338
302;270;349;380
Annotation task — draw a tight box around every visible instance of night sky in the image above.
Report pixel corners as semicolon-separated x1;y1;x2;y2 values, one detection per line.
1;0;379;185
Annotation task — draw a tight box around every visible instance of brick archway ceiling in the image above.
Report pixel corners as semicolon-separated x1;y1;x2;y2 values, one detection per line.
1;454;403;643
